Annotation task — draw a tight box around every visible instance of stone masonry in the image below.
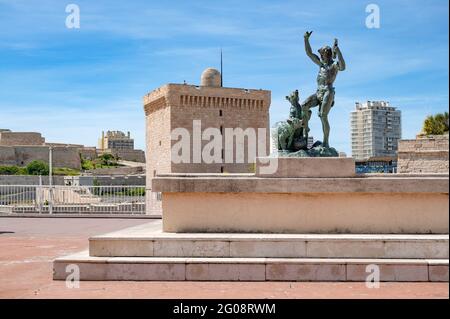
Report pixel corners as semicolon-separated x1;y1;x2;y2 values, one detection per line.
0;130;81;169
0;145;81;169
398;134;449;173
0;131;45;146
143;68;271;214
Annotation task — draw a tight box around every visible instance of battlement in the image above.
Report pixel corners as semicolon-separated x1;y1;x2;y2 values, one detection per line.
144;83;270;116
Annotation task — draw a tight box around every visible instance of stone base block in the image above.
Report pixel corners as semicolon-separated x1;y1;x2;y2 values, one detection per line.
153;174;448;234
88;222;449;259
55;223;449;282
162;192;448;234
53;252;448;282
256;157;355;177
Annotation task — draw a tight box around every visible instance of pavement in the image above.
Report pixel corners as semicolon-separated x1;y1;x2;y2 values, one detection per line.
0;217;448;299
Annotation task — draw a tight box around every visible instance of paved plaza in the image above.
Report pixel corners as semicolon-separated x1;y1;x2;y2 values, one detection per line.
0;217;448;299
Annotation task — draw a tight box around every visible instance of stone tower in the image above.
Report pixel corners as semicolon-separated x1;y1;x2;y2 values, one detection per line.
143;68;271;214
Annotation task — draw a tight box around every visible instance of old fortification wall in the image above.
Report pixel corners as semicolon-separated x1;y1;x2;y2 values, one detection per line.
0;146;81;169
0;132;45;146
79;147;98;160
398;135;449;173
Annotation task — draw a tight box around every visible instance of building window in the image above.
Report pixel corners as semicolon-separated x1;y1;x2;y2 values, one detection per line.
220;166;224;173
219;109;223;117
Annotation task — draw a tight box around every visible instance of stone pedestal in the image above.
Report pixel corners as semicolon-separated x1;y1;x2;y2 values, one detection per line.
53;221;449;282
152;157;448;234
255;157;355;178
53;157;449;282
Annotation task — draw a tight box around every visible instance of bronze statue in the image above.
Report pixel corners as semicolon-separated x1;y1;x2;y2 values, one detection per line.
301;31;346;148
275;31;345;157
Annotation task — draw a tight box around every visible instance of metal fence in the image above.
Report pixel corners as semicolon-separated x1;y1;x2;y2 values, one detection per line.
0;185;146;215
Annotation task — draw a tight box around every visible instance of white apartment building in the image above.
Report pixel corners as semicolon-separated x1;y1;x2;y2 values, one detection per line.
351;101;402;161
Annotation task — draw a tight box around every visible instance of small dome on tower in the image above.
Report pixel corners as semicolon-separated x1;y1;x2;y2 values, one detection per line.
201;68;222;87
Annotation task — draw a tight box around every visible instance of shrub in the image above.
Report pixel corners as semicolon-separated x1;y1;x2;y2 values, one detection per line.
80;154;124;171
98;153;118;166
26;160;49;175
81;158;95;170
0;166;20;175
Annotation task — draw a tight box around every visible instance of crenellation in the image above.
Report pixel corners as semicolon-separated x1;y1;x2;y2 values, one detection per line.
175;93;268;111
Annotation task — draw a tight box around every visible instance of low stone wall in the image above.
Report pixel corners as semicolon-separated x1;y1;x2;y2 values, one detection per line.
398;135;449;173
86;166;144;176
0;175;65;185
112;149;146;163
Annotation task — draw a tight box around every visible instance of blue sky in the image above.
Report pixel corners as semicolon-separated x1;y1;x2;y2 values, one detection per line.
0;0;448;154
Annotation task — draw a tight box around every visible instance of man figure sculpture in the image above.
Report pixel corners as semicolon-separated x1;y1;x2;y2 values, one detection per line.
301;31;346;148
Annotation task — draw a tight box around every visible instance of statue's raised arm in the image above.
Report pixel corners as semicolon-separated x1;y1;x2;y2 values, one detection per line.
333;38;346;71
304;31;321;66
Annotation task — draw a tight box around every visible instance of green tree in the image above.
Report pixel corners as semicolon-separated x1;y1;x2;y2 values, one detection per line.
422;112;449;135
26;160;49;175
98;153;118;166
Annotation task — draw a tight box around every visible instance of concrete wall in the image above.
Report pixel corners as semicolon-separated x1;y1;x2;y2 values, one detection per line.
398;135;449;173
92;175;145;186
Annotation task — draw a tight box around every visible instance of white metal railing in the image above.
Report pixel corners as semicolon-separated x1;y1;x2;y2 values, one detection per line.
0;185;146;215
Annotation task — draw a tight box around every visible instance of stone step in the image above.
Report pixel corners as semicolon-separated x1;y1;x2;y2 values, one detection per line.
88;224;449;259
53;251;449;282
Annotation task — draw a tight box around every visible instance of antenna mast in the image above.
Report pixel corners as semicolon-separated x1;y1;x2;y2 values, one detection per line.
220;48;223;87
